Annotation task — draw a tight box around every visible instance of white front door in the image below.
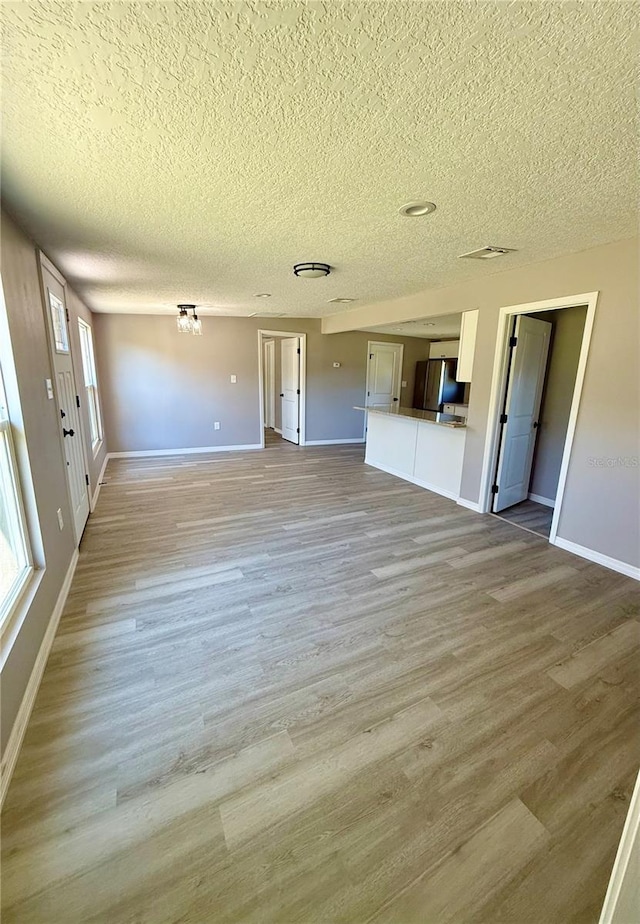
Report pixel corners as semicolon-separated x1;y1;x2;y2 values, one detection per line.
366;342;404;409
263;339;275;429
41;264;90;543
493;315;552;512
280;337;300;444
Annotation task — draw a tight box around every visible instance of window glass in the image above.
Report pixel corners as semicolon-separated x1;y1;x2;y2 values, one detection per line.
78;319;103;448
48;290;69;353
0;367;31;623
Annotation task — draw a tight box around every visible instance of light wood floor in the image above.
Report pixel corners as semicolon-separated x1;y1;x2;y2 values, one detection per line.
264;427;288;447
2;441;639;923
496;499;554;538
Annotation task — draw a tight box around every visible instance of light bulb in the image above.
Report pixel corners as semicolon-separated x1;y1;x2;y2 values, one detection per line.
177;308;192;333
192;316;203;336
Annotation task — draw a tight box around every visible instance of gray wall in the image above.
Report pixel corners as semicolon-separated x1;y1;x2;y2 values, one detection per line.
456;240;639;568
0;210;106;755
529;306;587;503
94;314;432;450
322;237;639;569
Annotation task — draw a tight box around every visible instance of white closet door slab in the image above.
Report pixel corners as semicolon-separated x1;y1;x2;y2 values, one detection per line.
280;337;300;444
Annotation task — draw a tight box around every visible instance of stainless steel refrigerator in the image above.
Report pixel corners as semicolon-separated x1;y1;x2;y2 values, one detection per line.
413;359;465;411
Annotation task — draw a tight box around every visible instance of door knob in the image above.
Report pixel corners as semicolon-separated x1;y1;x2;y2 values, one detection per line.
60;409;66;419
533;421;540;429
280;393;284;397
62;428;75;437
393;397;399;402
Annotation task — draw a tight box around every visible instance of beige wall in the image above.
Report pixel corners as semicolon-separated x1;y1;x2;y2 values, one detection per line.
322;238;639;569
529;306;587;503
0;210;105;755
94;315;432;451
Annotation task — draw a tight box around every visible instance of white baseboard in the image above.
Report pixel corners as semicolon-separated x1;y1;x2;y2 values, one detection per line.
553;536;640;581
599;769;640;923
274;428;282;435
528;492;555;508
457;496;483;513
90;453;110;511
365;459;459;502
305;438;366;446
107;443;263;459
0;549;79;808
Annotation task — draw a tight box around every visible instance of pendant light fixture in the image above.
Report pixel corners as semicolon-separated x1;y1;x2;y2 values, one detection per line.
176;304;203;335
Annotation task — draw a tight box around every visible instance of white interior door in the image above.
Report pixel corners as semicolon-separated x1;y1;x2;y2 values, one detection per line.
493;315;552;512
366;342;404;409
41;264;90;543
263;339;275;429
280;337;300;444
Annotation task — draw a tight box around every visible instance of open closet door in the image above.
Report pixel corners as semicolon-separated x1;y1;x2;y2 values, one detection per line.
280;337;300;444
493;315;552;512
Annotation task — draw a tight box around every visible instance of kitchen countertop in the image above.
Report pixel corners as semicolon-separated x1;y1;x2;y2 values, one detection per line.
354;405;467;428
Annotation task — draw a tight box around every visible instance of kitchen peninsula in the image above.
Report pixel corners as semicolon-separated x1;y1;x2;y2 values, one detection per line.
356;405;467;501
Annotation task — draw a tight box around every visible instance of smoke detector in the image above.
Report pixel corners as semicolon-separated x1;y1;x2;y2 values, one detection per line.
458;246;517;260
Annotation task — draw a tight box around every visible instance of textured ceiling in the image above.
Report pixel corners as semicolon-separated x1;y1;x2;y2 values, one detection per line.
363;313;462;341
1;1;638;318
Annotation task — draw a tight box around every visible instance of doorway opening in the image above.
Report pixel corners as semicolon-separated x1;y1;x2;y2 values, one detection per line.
480;292;597;543
257;330;307;448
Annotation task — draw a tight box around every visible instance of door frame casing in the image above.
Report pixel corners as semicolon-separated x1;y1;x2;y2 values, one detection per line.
478;291;598;543
257;330;307;448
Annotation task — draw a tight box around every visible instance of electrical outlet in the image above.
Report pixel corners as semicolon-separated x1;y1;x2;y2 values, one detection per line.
214;421;221;430
401;380;407;387
56;508;64;530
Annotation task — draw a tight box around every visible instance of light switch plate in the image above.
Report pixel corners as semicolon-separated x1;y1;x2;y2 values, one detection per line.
230;374;237;383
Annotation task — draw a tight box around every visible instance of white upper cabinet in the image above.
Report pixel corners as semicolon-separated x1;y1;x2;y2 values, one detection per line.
456;309;479;382
429;340;459;359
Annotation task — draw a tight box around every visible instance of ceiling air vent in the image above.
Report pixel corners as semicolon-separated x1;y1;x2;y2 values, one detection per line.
458;246;517;260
